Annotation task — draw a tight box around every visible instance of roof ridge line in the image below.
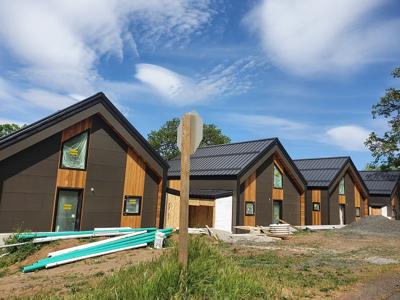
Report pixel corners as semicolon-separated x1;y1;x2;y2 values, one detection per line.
293;156;350;161
197;137;277;149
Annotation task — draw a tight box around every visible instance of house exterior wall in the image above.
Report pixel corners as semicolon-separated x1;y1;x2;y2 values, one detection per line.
0;114;164;233
0;133;61;232
254;156;273;226
328;172;357;225
81;116;127;229
282;171;301;225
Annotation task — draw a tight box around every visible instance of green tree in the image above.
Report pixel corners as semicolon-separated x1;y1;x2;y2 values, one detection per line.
148;117;231;160
365;67;400;170
0;123;23;138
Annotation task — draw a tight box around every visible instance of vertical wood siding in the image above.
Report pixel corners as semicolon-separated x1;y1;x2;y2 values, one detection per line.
243;173;256;226
312;190;322;225
121;148;146;228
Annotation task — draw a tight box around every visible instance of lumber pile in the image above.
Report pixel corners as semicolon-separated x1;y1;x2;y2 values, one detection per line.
11;228;173;273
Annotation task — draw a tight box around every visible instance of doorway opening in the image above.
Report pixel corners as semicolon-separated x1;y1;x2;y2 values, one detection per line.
54;189;83;232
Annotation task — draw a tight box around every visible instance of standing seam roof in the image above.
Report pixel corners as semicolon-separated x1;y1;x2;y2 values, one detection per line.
359;171;400;195
168;138;276;177
293;157;349;187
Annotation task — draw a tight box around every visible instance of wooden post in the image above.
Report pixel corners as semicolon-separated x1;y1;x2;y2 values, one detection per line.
179;114;191;270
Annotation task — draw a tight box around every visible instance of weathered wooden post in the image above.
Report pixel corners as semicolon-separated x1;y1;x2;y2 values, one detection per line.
177;112;203;270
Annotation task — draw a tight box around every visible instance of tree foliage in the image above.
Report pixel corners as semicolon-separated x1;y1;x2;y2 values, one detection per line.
365;67;400;170
148;117;231;160
0;123;23;138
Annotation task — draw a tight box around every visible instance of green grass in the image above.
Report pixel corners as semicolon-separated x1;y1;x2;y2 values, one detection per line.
69;237;266;300
29;235;356;300
0;232;41;272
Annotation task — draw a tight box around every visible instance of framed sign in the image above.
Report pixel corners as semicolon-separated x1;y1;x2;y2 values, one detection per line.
245;201;255;216
123;195;142;215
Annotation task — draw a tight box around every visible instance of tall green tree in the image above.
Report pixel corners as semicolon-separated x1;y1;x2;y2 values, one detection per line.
148;117;231;160
365;67;400;170
0;123;23;138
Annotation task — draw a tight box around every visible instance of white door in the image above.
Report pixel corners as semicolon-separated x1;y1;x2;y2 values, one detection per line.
339;205;345;225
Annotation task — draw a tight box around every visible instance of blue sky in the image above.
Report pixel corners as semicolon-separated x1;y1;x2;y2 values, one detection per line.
0;0;399;169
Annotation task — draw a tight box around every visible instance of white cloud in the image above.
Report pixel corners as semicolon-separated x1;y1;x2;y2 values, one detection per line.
325;125;370;151
244;0;400;75
135;57;268;105
0;0;215;106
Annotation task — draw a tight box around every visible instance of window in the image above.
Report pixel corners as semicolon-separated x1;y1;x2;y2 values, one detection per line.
339;177;345;195
245;202;255;216
123;196;142;215
313;202;320;211
355;207;360;217
273;165;283;189
61;131;89;170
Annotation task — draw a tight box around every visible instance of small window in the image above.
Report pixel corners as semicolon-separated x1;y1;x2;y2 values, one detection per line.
245;201;255;216
273;165;283;189
355;207;360;217
61;131;89;170
313;202;320;212
123;196;142;215
339;177;345;195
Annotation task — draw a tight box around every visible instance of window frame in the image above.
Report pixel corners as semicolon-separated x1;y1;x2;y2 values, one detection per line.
338;177;345;195
245;201;255;216
273;164;283;189
59;130;90;171
312;202;321;212
123;195;142;216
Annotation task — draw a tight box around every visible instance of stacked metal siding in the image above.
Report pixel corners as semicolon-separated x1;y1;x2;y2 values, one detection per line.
360;171;400;195
293;157;348;187
168;139;275;177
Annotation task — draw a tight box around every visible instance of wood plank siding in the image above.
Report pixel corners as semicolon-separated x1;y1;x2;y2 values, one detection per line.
243;173;256;226
121;148;146;228
312;189;322;225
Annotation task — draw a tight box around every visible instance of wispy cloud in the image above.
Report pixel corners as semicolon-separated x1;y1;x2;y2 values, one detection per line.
244;0;400;76
325;125;370;151
224;113;371;152
0;0;216;111
135;56;269;105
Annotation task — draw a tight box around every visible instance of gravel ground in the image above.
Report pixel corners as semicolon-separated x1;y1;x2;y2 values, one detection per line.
342;216;400;237
210;228;278;245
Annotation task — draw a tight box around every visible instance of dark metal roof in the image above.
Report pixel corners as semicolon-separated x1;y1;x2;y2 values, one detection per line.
293;157;349;187
0;92;168;169
168;138;276;177
167;188;233;199
359;171;400;195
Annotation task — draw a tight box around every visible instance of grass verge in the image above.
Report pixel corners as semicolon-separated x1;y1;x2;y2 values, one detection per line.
31;235;358;300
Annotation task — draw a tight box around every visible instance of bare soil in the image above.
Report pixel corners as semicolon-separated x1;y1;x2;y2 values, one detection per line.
0;239;168;299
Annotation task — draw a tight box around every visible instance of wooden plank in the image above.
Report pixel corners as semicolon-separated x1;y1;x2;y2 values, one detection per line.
300;193;305;226
272;188;284;200
338;195;346;205
120;148;146;228
156;179;163;228
311;189;321;226
363;197;369;216
169;179;180;190
179;114;191;269
243;172;256;226
165;193;180;228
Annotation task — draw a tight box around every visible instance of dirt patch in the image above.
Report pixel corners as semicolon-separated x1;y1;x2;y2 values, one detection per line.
342;216;400;236
0;239;168;299
332;271;400;300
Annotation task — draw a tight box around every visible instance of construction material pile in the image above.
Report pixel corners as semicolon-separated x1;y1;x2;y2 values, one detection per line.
8;227;173;272
342;216;400;236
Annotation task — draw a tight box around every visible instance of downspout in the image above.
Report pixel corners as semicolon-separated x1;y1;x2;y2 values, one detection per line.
159;168;168;229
